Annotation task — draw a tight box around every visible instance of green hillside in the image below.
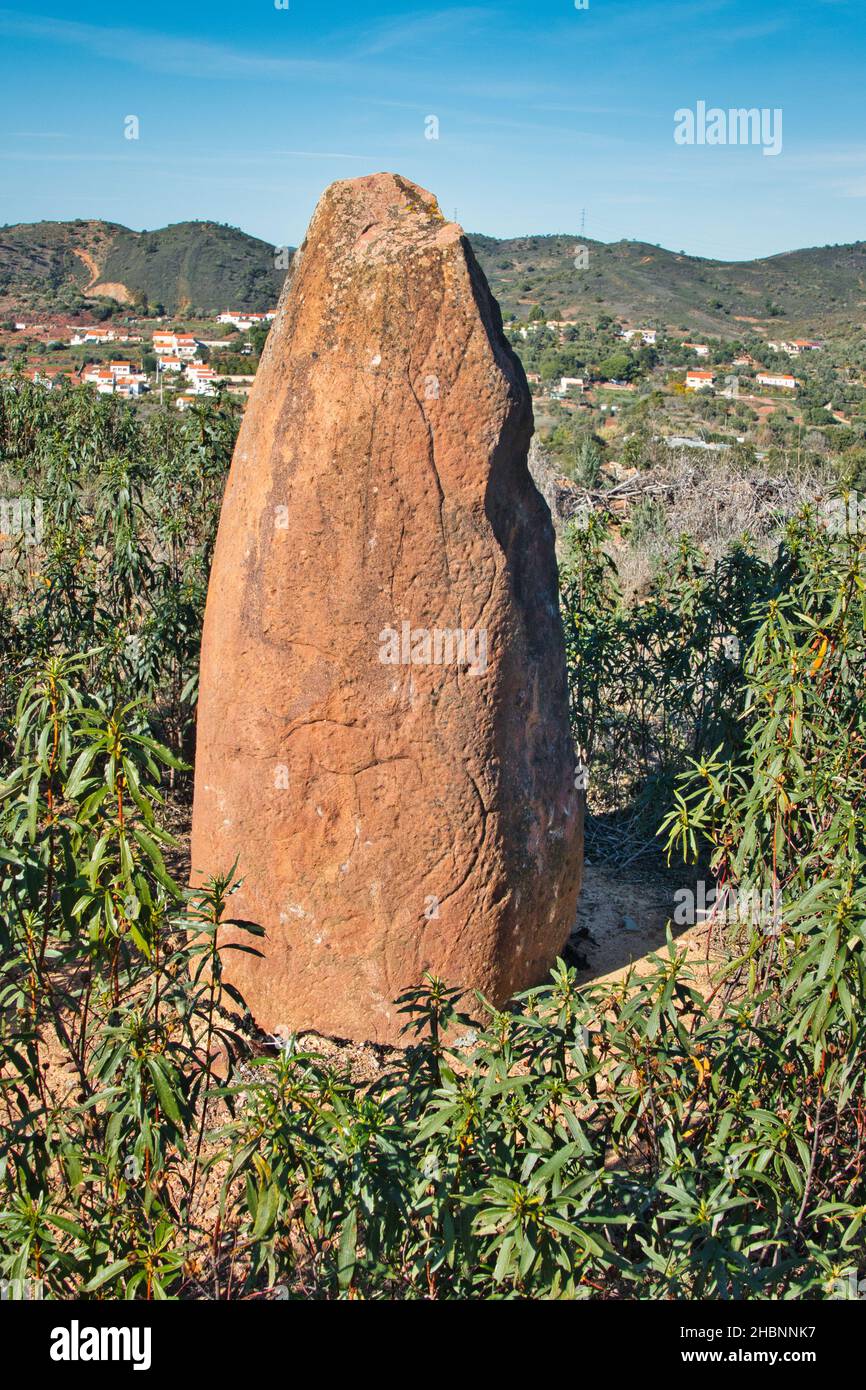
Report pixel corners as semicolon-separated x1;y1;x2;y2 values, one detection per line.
0;219;289;315
0;220;122;302
3;213;866;334
100;222;287;314
469;233;866;338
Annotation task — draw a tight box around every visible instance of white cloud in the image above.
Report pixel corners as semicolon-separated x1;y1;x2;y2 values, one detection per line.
0;10;338;79
356;8;491;57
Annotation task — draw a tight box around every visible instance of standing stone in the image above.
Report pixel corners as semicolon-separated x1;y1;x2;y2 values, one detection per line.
191;173;582;1044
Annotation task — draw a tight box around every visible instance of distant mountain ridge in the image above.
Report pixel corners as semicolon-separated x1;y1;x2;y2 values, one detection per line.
469;233;866;338
0;219;289;316
2;216;866;335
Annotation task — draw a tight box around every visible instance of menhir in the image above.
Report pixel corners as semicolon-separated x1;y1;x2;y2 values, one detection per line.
191;172;583;1044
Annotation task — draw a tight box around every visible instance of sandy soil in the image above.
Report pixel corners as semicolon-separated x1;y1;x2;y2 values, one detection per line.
570;863;719;994
87;281;133;303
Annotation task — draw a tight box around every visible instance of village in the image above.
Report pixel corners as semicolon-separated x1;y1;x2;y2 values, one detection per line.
1;300;851;490
495;309;848;481
514;318;822;401
3;311;821;406
0;308;277;408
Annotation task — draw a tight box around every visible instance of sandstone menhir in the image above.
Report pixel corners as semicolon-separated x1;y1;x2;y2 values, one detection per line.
191;173;583;1044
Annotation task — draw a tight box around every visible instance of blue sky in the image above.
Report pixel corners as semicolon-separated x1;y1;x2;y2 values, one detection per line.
0;0;863;260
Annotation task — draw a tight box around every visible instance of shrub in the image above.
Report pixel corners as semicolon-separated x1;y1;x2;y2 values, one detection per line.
1;385;863;1300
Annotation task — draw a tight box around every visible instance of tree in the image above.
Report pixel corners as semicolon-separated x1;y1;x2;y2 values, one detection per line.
597;352;636;382
620;431;652;470
249;321;272;357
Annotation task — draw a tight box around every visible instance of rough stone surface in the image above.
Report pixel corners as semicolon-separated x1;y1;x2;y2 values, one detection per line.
527;437;589;549
191;173;583;1044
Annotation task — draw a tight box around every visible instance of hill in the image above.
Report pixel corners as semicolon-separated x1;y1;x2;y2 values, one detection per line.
3;215;866;336
0;219;289;315
469;234;866;338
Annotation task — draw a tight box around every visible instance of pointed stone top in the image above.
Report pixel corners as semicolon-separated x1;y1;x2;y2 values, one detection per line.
307;172;463;263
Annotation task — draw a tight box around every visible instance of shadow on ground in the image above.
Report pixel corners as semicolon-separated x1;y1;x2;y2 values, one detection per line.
568;859;714;987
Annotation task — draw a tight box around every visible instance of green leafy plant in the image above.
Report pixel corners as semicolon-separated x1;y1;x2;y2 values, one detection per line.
1;383;863;1302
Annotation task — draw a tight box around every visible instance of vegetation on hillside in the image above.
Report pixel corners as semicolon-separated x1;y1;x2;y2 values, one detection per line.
0;381;863;1299
0;220;289;316
6;216;866;334
504;313;866;512
472;233;866;338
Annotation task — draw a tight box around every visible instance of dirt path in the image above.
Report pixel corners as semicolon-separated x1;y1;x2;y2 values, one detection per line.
572;864;718;993
72;246;100;289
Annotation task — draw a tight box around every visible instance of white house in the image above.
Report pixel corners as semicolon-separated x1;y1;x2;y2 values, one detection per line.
114;377;148;398
173;334;199;359
152;332;200;358
685;369;716;391
82;365;114;387
186;363;217;395
757;372;797;391
71;326;120;346
767;340;821;357
620;327;657;345
216;310;277;330
82;364;146;396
